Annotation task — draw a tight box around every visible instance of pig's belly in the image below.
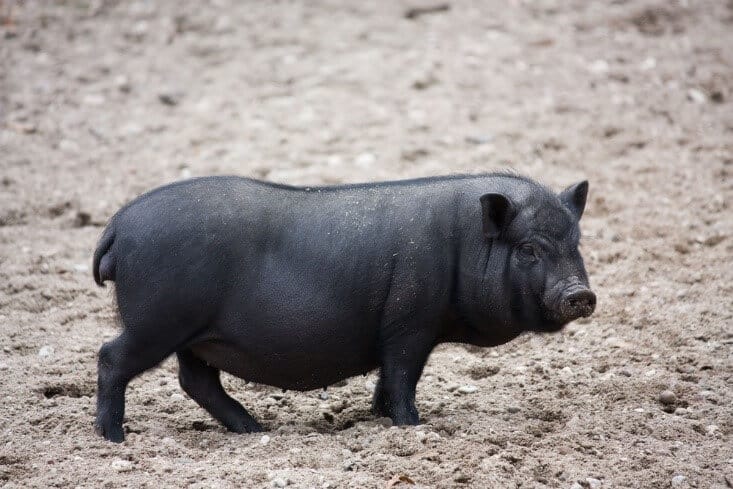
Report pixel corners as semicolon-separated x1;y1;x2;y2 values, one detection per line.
189;339;379;391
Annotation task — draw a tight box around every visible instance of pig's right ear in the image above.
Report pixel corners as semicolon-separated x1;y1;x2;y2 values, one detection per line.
479;193;515;239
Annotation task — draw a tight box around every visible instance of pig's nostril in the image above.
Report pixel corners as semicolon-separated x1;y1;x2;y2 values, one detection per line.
561;289;596;317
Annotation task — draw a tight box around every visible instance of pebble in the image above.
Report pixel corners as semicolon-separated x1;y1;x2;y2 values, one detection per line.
170;393;185;402
588;59;609;73
38;346;54;357
671;475;686;487
58;139;79;152
687;89;706;104
587;477;602;488
73;264;89;272
674;408;688;416
319;391;329;401
271;478;289;488
355;152;376;168
506;406;520;414
83;94;106;106
658;390;677;405
260;435;270;445
158;92;182;106
457;385;478;394
110;459;133;472
115;75;131;93
570;483;584;489
376;417;393;428
445;383;459;392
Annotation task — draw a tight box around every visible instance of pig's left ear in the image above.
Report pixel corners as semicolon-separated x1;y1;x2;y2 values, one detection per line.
560;180;588;221
480;193;515;239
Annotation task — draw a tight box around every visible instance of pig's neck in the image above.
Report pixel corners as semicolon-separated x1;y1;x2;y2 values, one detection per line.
436;309;523;348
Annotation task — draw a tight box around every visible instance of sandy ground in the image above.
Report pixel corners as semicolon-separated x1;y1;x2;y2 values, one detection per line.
1;0;732;487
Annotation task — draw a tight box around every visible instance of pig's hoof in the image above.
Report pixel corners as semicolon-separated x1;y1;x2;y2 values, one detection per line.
227;418;263;434
95;420;125;443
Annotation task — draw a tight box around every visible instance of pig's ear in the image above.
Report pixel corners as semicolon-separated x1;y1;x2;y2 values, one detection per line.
479;193;515;239
560;180;588;221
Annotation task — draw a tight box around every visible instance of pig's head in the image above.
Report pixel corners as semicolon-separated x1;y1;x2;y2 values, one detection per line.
458;178;596;337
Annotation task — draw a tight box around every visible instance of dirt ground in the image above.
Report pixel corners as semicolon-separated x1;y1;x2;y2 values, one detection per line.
1;0;731;487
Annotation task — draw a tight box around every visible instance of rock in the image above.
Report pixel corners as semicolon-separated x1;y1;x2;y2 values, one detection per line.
111;459;133;472
83;94;106;106
588;59;609;74
457;385;478;394
506;406;520;414
158;92;182;106
354;152;376;168
658;390;677;405
38;346;54;357
465;135;493;145
376;417;393;428
445;383;459;392
272;478;289;487
687;89;706;104
73;263;89;273
674;408;688;416
570;483;584;489
671;475;686;487
319;390;329;400
170;393;185;402
587;477;602;488
260;435;271;445
115;75;132;93
342;459;356;471
58;139;80;152
640;57;656;70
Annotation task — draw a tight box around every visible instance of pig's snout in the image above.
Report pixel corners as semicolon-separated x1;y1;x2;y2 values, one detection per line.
559;286;596;320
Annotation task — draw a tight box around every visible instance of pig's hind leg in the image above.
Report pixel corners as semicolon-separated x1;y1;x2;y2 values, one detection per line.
95;330;180;442
177;349;263;433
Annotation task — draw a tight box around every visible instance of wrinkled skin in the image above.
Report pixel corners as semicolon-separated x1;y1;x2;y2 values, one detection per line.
92;173;595;442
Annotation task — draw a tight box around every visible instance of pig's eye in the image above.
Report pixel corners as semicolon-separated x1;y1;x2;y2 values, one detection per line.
517;244;539;262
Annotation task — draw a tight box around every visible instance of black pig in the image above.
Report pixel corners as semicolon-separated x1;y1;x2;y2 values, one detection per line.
92;173;595;442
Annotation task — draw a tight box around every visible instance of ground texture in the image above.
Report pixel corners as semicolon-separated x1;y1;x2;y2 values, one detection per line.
0;0;732;487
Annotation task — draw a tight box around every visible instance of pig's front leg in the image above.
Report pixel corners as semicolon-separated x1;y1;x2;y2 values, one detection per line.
374;332;434;425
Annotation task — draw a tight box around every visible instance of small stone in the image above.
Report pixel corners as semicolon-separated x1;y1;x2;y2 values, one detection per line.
570;483;584;489
506;406;520;414
260;435;270;445
376;417;393;428
587;477;602;489
445;383;459;392
319;390;329;401
38;346;54;357
73;263;89;272
342;459;356;471
354;152;376;168
271;478;289;488
111;459;133;472
115;75;131;93
687;88;706;104
588;59;609;74
674;408;688;416
58;139;79;152
457;385;478;394
658;390;677;405
170;393;185;402
640;57;656;70
83;94;106;106
158;92;182;106
671;475;686;487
